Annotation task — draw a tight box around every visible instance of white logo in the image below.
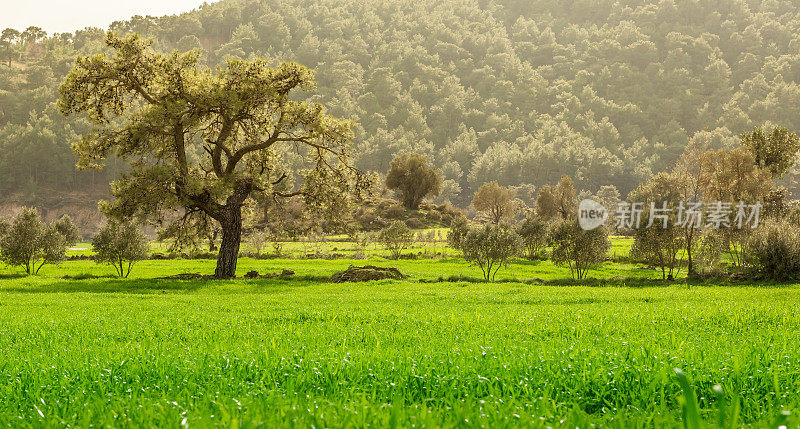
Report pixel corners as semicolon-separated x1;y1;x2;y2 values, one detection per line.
579;199;608;231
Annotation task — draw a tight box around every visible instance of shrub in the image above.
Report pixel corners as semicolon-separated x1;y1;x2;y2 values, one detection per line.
384;205;405;219
379;221;414;259
517;214;547;260
549;219;611;280
405;217;424;229
458;224;521;281
92;220;149;278
0;208;67;274
746;221;800;281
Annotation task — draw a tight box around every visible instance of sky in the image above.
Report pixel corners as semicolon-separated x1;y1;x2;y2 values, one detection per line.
0;0;214;34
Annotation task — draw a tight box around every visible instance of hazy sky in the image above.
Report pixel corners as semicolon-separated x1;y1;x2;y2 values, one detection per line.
0;0;214;34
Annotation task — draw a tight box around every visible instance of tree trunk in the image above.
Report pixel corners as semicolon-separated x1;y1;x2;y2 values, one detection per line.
214;205;242;279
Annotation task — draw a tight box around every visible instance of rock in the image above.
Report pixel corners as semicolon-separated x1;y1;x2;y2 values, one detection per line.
330;265;406;283
244;270;260;279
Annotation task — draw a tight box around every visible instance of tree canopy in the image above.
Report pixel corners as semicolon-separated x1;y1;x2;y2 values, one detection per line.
59;32;362;277
4;0;800;219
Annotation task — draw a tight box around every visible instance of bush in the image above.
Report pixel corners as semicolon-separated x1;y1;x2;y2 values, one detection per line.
0;208;67;274
549;219;611;280
379;221;414;259
384;205;406;219
93;220;149;278
405;217;424;229
517;214;547;260
458;224;521;281
746;221;800;281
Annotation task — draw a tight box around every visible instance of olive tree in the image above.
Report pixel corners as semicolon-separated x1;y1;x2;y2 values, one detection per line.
53;215;80;247
0;218;8;238
59;32;362;278
698;146;771;267
549;219;610;280
458;224;521;281
379;221;414;259
385;153;442;210
447;216;470;254
248;228;272;256
629;172;685;280
472;181;516;224
92;220;149;278
536;175;577;220
0;208;67;274
517;213;547;260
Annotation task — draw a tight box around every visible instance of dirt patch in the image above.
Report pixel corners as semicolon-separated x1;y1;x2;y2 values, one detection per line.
330;265;406;282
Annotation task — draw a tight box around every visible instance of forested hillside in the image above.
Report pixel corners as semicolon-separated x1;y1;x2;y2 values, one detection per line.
3;0;800;212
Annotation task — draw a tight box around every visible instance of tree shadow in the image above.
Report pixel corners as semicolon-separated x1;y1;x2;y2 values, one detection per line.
3;278;209;294
3;275;321;294
0;273;27;280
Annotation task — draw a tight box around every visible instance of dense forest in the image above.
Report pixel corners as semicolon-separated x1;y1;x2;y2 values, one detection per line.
2;0;800;217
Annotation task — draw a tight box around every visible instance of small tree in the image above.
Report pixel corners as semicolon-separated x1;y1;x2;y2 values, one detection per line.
472;181;516;224
629;172;685;280
447;216;470;252
536;175;577;220
458;224;521;281
699;146;771;267
0;208;67;274
549;219;611;280
93;220;149;278
379;221;414;259
386;153;442;210
517;213;547;260
248;229;272;256
595;185;621;233
53;215;80;247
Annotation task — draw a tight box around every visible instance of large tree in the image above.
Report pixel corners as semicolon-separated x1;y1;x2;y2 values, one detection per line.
385;152;442;210
59;32;362;278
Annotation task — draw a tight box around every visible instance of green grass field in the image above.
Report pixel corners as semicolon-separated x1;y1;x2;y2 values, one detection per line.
1;238;799;427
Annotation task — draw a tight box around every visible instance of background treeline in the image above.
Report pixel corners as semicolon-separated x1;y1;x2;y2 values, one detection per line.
3;0;800;214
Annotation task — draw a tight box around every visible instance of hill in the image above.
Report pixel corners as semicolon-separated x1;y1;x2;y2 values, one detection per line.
2;0;800;220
